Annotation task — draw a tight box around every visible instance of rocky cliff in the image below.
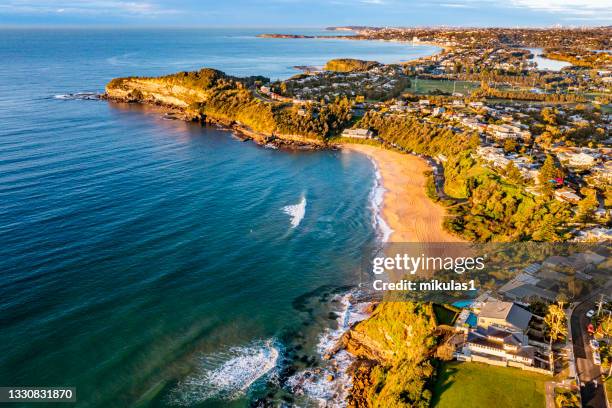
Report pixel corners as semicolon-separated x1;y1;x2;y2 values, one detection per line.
104;67;350;147
341;302;439;408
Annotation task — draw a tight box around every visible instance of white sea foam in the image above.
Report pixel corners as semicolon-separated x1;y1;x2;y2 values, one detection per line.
53;92;100;100
287;291;370;407
282;195;307;228
168;339;280;405
368;157;393;242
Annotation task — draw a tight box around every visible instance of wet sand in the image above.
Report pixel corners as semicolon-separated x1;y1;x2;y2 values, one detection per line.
343;144;462;243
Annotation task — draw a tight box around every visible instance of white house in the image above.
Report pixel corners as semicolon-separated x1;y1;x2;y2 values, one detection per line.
341;128;373;139
462;301;536;366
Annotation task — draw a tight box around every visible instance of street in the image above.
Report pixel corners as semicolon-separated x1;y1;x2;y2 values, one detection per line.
571;299;608;408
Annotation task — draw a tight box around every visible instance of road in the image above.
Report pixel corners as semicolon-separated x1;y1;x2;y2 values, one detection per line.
570;299;608;408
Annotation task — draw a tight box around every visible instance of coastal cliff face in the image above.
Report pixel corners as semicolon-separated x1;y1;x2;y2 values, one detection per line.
104;67;352;146
105;78;207;109
105;69;238;122
324;58;380;72
341;302;439;408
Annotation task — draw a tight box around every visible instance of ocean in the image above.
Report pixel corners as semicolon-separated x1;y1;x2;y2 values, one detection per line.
0;28;438;407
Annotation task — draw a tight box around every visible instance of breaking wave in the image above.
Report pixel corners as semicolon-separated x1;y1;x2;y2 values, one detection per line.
282;195;307;228
168;339;280;405
286;291;370;406
53;92;101;100
368;157;393;242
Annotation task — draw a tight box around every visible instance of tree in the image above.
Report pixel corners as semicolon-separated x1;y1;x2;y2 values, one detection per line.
545;304;568;344
541;107;557;125
504;161;523;184
539;155;560;195
576;188;598;223
503;138;517;153
544;303;568;373
555;390;580;408
435;342;455;361
532;214;558;241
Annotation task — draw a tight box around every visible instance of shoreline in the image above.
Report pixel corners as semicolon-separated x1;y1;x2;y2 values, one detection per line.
293;143;464;406
258;32;446;66
342;143;462;243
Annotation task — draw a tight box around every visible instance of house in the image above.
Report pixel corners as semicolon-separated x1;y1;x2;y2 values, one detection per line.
341;128;373;139
574;227;612;242
432;106;446;116
465;326;535;366
554;188;581;204
460;301;537;367
477;301;533;332
557;150;597;168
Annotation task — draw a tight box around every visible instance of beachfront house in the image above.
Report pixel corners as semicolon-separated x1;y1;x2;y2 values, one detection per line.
476;301;533;332
341;128;374;139
458;301;542;369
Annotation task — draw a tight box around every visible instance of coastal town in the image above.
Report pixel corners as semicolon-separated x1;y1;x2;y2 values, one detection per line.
256;27;612;407
102;25;611;408
253;26;611;244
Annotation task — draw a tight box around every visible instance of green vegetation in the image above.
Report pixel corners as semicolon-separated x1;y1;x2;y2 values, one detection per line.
345;302;440;408
474;82;587;103
431;362;548;408
443;154;489;199
356;111;573;241
432;304;460;326
406;79;480;95
107;68;353;140
324;58;380;72
424;170;439;202
445;172;572;241
357;111;477;157
554;388;580;408
544;49;612;69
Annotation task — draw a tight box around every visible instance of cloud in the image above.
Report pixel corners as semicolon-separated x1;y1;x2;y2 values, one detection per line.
0;0;181;17
507;0;612;18
439;3;475;8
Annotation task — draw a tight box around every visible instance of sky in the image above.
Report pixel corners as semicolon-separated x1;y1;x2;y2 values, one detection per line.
0;0;611;27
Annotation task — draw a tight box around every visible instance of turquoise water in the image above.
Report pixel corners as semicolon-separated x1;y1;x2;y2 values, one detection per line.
451;300;473;308
0;29;437;406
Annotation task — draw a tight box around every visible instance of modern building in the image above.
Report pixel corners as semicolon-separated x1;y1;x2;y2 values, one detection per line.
462;301;536;366
341;128;374;139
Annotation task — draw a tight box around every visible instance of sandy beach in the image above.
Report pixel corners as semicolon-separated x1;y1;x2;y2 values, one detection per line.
343;144;463;243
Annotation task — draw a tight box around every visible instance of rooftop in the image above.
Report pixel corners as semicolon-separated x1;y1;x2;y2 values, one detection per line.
479;301;533;331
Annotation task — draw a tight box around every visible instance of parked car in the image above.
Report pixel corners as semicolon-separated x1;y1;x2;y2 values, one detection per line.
586;310;595;318
590;339;600;350
593;351;601;365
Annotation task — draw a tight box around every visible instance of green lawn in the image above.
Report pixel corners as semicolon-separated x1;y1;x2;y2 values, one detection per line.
606;378;612;405
432;362;548;408
444;164;491;199
406;79;480;95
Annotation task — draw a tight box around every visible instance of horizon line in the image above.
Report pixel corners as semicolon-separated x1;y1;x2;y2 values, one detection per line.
1;23;611;30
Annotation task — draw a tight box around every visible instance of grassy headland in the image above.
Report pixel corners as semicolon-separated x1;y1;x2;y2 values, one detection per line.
105;68;352;146
324;58;380;72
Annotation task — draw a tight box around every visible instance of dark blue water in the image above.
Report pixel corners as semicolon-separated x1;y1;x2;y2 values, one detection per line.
0;29;436;406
